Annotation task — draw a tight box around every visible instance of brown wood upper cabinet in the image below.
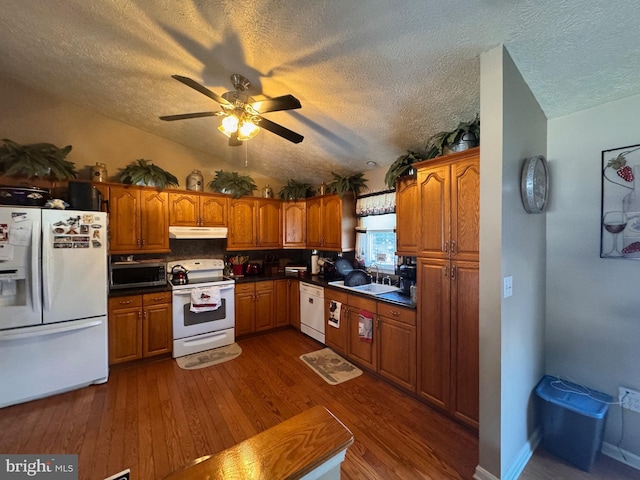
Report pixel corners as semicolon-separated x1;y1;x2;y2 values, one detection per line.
168;192;228;227
282;200;307;249
109;185;169;254
414;147;480;429
395;176;419;256
228;198;282;250
415;149;480;261
306;194;356;252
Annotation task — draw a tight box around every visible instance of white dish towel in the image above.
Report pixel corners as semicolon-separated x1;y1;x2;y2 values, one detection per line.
190;286;221;313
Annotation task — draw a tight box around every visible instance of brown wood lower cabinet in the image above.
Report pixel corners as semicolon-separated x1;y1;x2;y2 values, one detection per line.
346;295;377;371
324;288;416;392
237;279;300;336
287;278;300;330
235;281;275;336
324;289;348;356
417;257;479;428
377;302;417;392
108;291;172;365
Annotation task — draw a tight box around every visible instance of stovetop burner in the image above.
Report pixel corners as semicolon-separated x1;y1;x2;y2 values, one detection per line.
167;258;234;290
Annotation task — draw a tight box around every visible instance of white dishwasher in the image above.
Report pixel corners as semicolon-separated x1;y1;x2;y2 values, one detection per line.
299;282;325;344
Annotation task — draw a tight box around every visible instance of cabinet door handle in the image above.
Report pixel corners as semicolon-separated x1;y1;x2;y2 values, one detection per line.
151;296;164;301
390;310;400;317
136;238;141;246
451;240;456;256
119;300;132;305
443;265;449;277
144;310;148;319
451;265;456;280
142;238;146;246
137;311;141;320
444;241;449;253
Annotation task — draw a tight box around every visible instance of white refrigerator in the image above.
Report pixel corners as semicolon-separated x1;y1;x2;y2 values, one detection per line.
0;206;109;408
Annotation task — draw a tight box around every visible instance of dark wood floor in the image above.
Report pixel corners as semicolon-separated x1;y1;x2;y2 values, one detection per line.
0;328;636;479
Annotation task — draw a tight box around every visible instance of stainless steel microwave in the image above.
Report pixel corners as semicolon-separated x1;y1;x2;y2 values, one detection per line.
109;261;167;290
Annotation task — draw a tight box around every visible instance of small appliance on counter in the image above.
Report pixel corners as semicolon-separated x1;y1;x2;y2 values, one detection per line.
398;264;417;297
285;265;308;277
110;260;167;290
245;262;262;276
68;181;104;211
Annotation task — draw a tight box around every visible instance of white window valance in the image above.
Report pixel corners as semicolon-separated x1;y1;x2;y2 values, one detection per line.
356;190;395;217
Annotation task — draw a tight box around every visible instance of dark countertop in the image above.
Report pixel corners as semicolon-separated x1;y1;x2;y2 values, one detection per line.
109;274;415;309
108;284;172;297
235;273;416;309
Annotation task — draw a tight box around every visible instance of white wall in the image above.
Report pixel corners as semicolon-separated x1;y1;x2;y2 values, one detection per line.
0;76;280;192
547;94;640;461
477;45;547;480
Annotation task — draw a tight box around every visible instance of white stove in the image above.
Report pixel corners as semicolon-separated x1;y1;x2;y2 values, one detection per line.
167;259;235;358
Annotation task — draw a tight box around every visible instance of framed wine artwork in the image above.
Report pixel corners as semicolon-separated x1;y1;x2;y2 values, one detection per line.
601;142;640;259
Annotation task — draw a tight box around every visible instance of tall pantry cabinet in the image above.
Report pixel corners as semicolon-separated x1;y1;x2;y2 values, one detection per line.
414;147;480;429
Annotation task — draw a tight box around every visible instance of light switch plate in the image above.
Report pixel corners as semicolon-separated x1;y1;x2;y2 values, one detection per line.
503;276;513;298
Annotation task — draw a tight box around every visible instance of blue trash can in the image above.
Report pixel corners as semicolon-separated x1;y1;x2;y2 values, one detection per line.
535;375;612;472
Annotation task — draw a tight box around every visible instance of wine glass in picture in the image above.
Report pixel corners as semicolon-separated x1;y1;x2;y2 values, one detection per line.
603;211;627;256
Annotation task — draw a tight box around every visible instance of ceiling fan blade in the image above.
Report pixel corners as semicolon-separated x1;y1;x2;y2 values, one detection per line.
171;75;232;106
249;94;301;114
228;131;243;147
159;111;223;121
257;117;304;144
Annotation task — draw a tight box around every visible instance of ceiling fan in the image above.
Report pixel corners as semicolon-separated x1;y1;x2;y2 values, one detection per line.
160;74;303;146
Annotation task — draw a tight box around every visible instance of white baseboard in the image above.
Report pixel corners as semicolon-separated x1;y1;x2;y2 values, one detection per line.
473;428;542;480
602;442;640;471
473;465;499;480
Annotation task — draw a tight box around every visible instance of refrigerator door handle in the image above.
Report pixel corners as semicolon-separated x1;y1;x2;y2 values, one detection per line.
31;219;42;314
0;319;103;341
42;221;52;311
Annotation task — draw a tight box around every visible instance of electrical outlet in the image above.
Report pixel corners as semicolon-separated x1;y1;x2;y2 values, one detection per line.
503;276;513;298
619;386;640;413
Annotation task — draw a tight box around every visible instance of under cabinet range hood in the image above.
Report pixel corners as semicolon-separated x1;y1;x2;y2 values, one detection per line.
168;226;228;239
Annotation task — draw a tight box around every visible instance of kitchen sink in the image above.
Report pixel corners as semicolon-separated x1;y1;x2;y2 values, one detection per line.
327;280;400;296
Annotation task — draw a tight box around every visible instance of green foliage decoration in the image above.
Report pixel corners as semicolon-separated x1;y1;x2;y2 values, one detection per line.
278;179;315;200
0;138;77;180
326;171;368;198
384;150;424;189
207;170;257;198
425;114;480;159
119;159;179;189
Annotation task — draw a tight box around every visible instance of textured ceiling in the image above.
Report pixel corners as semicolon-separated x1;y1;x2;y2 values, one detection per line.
0;0;639;184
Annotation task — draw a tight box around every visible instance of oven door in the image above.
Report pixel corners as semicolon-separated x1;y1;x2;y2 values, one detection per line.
172;284;235;340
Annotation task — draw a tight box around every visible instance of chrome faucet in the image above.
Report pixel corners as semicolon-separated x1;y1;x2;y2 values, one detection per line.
382;275;392;286
368;263;380;283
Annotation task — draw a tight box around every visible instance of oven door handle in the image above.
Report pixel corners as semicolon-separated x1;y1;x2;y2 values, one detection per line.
173;285;234;296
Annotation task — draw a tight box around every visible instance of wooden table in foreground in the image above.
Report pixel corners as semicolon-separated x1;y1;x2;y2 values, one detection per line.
163;405;354;480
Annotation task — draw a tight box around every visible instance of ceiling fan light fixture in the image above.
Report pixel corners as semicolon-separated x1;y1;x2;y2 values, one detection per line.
238;119;260;141
220;114;239;134
163;74;303;145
